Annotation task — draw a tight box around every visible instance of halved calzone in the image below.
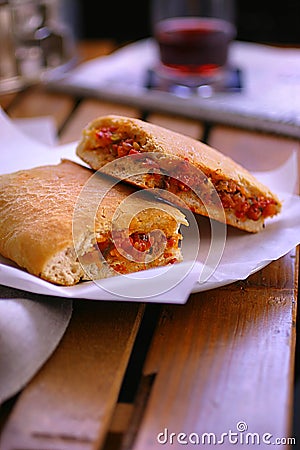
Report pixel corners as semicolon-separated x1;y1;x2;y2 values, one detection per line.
76;115;281;233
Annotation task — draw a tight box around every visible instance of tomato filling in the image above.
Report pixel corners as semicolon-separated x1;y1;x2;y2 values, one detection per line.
146;171;277;222
216;181;278;221
130;232;152;252
95;127;141;158
94;127;278;222
84;230;180;274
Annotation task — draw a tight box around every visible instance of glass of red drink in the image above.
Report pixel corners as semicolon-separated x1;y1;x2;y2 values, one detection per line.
151;0;236;88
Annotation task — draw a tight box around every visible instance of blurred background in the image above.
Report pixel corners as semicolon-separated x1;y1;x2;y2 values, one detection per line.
63;0;300;45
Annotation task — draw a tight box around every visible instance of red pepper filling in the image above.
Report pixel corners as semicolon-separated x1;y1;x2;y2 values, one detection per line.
95;127;278;222
95;127;141;158
130;232;152;252
219;190;277;221
96;231;178;274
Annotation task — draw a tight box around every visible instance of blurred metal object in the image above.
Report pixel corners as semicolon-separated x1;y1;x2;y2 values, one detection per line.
0;0;76;94
0;0;25;93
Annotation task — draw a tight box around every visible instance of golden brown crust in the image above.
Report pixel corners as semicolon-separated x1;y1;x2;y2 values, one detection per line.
76;115;282;232
0;160;187;285
0;160;87;283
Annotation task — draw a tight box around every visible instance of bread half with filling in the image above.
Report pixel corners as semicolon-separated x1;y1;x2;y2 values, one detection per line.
76;115;281;233
0;160;187;285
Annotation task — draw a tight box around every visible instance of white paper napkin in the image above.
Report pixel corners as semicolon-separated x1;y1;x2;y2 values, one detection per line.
0;296;72;404
12;116;58;146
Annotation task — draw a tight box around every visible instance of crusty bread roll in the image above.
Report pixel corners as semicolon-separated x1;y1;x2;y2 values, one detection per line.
0;160;187;285
76;115;281;233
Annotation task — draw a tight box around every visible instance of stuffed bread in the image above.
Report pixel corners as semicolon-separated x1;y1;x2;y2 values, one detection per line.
76;115;281;233
0;160;187;286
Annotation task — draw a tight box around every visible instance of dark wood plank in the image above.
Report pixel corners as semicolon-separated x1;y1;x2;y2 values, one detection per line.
229;249;298;291
209;125;300;175
146;113;204;140
6;85;75;130
0;93;17;111
76;40;116;63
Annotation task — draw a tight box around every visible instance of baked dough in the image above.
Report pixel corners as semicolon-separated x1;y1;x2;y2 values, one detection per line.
76;115;282;232
0;160;187;285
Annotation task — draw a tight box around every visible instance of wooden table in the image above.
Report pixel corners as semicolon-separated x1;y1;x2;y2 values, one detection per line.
0;41;299;450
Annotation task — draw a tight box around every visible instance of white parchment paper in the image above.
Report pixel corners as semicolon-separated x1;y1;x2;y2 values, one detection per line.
0;108;299;303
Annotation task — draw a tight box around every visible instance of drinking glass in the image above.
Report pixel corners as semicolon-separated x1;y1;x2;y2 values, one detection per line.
151;0;236;88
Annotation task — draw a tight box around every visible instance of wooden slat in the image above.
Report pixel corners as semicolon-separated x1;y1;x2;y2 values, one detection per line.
133;285;297;449
146;113;203;140
231;249;298;291
109;403;134;434
0;301;144;450
6;85;75;130
0;93;17;111
59;99;140;144
76;40;116;63
209;125;300;174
